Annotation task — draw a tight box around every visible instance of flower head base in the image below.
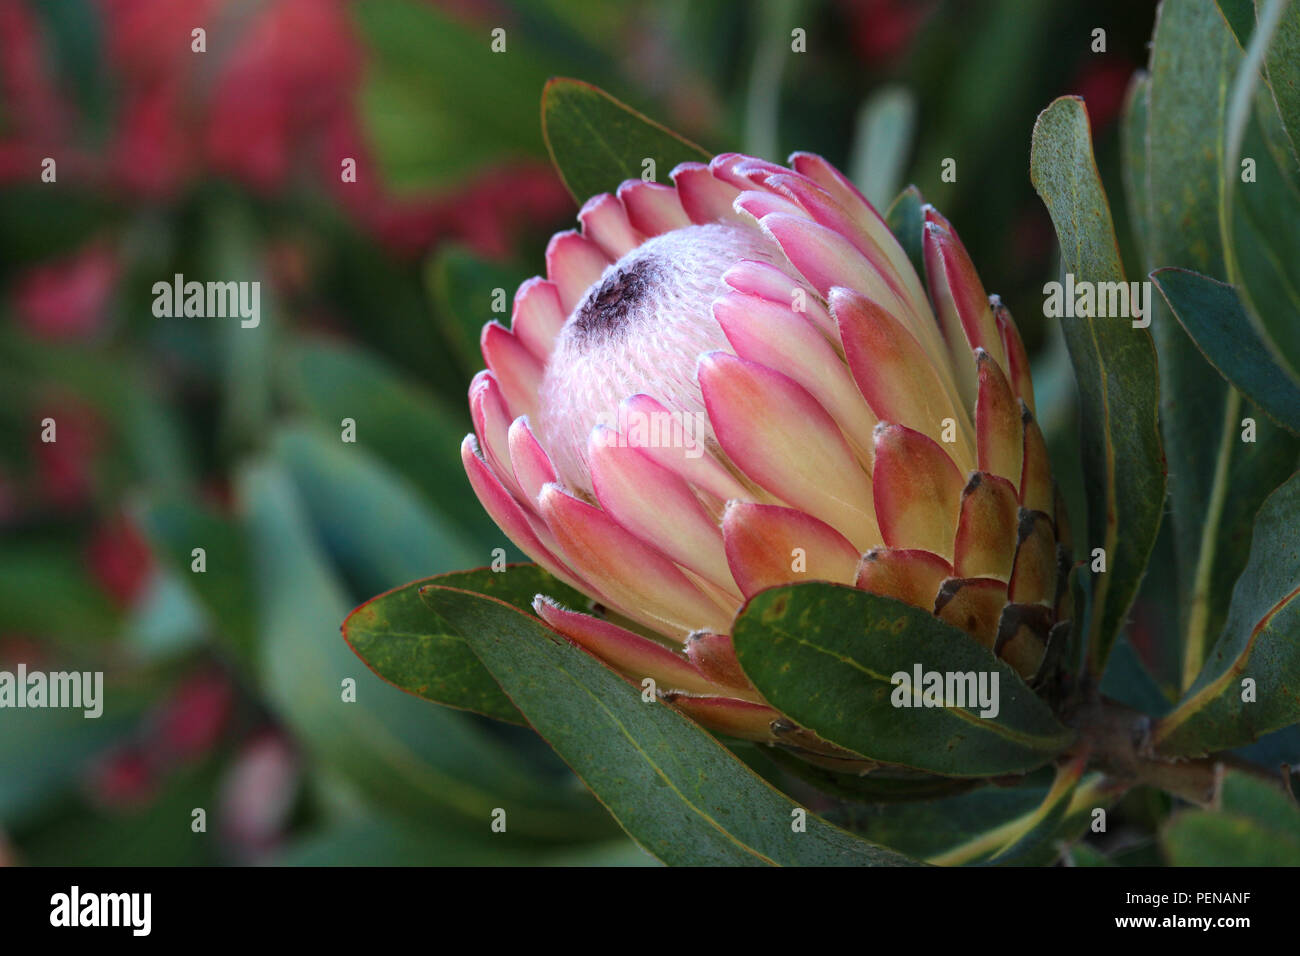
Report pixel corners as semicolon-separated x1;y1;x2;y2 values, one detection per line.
464;151;1071;755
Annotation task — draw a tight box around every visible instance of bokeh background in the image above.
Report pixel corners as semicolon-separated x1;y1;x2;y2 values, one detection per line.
1;0;1163;865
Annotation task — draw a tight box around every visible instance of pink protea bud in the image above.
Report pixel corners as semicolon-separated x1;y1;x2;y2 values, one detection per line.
463;151;1068;748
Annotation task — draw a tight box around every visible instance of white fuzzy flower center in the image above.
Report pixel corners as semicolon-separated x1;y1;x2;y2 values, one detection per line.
537;223;781;494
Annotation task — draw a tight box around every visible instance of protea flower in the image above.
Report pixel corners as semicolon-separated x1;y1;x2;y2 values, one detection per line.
462;151;1071;759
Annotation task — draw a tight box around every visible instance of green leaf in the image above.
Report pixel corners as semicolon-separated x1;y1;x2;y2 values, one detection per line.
271;426;478;595
1133;2;1244;682
280;814;653;866
1153;268;1300;434
344;564;590;725
207;202;275;456
1216;0;1256;48
278;338;494;540
982;759;1087;866
351;0;554;192
426;246;526;380
1030;95;1166;679
239;461;611;840
0;543;120;641
1100;637;1173;718
1133;4;1300;691
1234;723;1300;768
755;747;979;804
1162;770;1300;865
1119;71;1152;262
825;779;1046;859
1154;471;1300;756
885;185;926;285
731;583;1073;777
0;188;114;269
425;584;920;865
0;692;145;825
1221;0;1300;378
849;84;917;210
541;78;708;203
137;497;259;668
1262;0;1300;163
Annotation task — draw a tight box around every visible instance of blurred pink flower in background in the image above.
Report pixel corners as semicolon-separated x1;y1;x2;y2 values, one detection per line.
0;0;76;180
842;0;937;64
149;669;235;764
85;512;155;609
12;243;118;340
86;745;157;811
1070;56;1136;135
30;396;103;513
218;732;300;860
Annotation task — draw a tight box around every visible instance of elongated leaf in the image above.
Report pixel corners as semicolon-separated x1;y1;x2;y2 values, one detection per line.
1216;0;1255;48
756;747;978;804
1222;0;1300;378
272;426;478;595
0;544;120;641
885;185;926;284
279;338;495;540
1136;2;1240;679
138;497;259;667
542;78;708;203
1154;471;1300;756
1100;637;1173;718
280;815;653;866
425;584;920;865
344;564;589;725
825;779;1047;859
1162;770;1300;865
1030;96;1166;679
426;246;526;380
352;0;554;191
1134;4;1300;690
1234;724;1300;769
850;84;917;210
731;583;1073;777
985;758;1087;865
1262;0;1300;163
1153;268;1300;433
239;462;610;840
1120;71;1152;261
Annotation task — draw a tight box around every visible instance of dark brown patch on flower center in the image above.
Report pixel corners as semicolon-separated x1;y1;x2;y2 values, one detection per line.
571;257;659;340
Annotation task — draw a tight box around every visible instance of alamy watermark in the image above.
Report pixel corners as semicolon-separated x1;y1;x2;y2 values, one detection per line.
152;273;260;328
50;886;151;936
1043;274;1151;328
0;664;103;718
591;407;709;458
890;664;1000;719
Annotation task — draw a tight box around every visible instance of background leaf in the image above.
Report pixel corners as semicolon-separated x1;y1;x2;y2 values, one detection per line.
239;461;610;841
278;338;496;542
1029;95;1166;679
1161;770;1300;865
137;496;259;668
271;425;479;594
